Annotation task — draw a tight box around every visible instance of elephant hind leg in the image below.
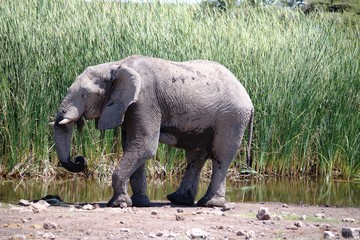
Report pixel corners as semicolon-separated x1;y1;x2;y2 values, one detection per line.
167;149;208;206
197;121;246;207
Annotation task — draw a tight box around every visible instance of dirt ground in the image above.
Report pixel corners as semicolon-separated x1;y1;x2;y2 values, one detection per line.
0;201;359;240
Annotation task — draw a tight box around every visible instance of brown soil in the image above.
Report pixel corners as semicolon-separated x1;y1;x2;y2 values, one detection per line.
0;201;359;240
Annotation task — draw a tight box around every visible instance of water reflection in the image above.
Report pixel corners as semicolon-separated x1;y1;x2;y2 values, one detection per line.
0;178;358;207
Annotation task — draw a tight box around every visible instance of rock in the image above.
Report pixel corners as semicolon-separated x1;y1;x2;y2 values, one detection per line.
120;228;130;233
256;207;271;220
151;210;159;215
300;215;307;220
187;228;209;239
273;215;283;220
177;208;184;213
226;226;234;233
175;214;185;221
236;230;246;236
282;203;289;208
315;213;325;219
319;224;331;231
19;199;30;206
31;224;42;229
285;225;298;230
43;220;57;230
9;234;27;240
42;232;56;239
342;218;356;223
245;230;255;239
294;221;305;227
30;200;50;213
21;218;30;223
222;203;236;211
323;231;336;239
148;232;157;238
196;210;205;214
342;227;360;239
82;204;94;210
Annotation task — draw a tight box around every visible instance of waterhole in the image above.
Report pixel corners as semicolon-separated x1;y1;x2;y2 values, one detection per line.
0;178;358;207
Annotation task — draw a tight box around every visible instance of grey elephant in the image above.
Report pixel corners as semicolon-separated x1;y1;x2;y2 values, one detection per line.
54;55;254;207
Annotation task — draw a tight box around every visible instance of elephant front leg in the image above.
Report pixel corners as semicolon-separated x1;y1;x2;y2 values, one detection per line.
107;129;159;208
106;177;132;208
167;150;207;206
106;156;144;208
130;164;150;207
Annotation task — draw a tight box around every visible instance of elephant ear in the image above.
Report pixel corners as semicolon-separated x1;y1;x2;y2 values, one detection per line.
97;65;141;131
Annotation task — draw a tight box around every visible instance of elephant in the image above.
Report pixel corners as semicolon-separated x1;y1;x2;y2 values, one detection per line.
53;54;254;208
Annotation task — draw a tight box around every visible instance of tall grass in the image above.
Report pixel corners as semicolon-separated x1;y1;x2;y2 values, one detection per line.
0;0;359;179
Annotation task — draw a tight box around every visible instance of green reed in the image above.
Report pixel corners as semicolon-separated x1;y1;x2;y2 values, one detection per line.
0;0;359;179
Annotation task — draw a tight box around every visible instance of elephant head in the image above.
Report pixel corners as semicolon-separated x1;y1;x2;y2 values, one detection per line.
54;63;142;172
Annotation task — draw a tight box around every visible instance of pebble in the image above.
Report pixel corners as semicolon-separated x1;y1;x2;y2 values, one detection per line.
256;207;271;220
236;230;246;236
319;224;331;231
187;228;209;239
294;221;305;227
315;213;325;219
323;231;336;239
18;199;30;206
43;220;57;230
120;228;130;233
342;227;360;239
31;200;50;213
175;214;185;221
245;230;255;239
300;215;307;220
285;225;299;230
21;218;30;223
42;232;56;239
9;234;27;240
282;203;289;208
222;203;236;211
342;218;356;223
177;208;184;213
273;215;283;220
82;204;94;210
151;210;159;215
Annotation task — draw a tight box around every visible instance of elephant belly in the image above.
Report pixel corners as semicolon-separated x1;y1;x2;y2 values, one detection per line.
159;126;214;150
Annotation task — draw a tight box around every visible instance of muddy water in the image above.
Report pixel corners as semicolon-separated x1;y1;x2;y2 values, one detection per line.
0;178;359;207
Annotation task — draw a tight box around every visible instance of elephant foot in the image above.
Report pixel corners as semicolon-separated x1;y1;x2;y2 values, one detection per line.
197;196;225;207
167;191;195;206
106;193;132;208
131;194;151;207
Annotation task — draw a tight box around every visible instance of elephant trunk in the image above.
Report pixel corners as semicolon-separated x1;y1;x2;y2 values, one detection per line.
54;113;87;173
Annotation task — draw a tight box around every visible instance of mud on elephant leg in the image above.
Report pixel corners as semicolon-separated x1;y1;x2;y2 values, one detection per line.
167;150;208;206
130;164;150;207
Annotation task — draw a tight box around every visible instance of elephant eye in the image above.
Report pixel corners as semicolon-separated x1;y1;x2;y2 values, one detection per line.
106;102;114;107
82;93;88;99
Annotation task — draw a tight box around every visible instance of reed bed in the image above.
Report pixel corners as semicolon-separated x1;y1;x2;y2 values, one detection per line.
0;0;359;180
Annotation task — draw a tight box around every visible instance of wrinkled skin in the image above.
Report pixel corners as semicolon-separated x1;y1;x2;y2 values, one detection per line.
54;55;254;208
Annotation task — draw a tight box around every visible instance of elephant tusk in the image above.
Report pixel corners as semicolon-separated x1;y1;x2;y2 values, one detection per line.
59;118;72;125
49;122;55;126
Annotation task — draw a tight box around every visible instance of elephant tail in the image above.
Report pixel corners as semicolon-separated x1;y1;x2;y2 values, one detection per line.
246;108;254;169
